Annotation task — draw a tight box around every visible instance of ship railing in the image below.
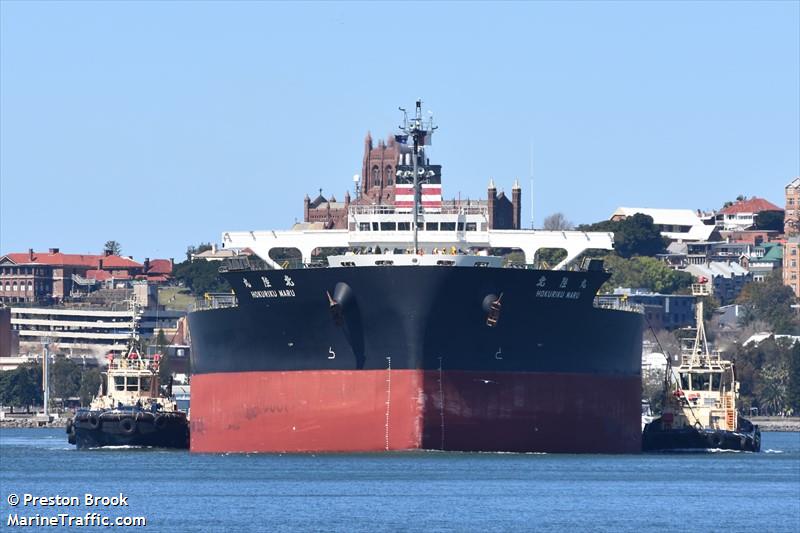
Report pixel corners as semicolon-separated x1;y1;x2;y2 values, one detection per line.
680;352;725;367
593;298;644;313
348;204;489;216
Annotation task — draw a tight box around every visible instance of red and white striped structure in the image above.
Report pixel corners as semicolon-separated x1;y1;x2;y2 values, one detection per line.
395;183;442;212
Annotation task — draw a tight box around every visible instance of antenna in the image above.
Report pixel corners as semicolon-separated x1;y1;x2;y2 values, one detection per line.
529;139;534;229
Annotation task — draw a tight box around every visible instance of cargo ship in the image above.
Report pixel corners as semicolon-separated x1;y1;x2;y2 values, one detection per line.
188;101;644;454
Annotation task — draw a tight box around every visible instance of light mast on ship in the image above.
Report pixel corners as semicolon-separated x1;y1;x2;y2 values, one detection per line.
397;99;437;253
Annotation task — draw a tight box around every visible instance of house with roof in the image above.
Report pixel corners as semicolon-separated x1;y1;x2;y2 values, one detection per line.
0;248;173;304
714;197;783;231
610;207;716;242
685;261;752;305
744;242;783;282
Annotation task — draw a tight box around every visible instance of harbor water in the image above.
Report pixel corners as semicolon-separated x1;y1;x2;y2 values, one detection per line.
1;428;798;532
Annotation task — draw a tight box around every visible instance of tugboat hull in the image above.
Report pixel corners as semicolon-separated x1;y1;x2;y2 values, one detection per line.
69;410;189;450
642;417;760;452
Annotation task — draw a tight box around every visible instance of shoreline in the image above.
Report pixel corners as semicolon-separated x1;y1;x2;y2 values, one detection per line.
2;416;799;431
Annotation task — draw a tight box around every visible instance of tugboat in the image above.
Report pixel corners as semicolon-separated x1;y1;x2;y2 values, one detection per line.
642;280;760;452
67;305;189;449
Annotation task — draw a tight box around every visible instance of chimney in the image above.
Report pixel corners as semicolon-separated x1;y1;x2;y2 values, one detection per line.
98;258;104;270
28;249;34;261
144;258;150;272
169;258;174;267
49;248;59;254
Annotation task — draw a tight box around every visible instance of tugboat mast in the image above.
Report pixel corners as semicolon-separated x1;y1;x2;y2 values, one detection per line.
398;99;437;253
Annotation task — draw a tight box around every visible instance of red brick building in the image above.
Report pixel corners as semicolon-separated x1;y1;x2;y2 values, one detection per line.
0;249;173;304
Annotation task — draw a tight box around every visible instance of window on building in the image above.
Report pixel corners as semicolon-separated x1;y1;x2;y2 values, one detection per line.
359;223;370;231
372;166;380;187
385;166;393;186
380;222;396;231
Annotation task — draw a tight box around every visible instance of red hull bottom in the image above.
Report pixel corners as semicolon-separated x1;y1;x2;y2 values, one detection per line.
190;370;641;454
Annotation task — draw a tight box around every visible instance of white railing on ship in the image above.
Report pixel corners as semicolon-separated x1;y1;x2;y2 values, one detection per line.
348;204;488;216
593;298;645;314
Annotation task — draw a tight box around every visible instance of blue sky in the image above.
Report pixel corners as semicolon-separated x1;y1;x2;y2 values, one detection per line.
1;1;798;261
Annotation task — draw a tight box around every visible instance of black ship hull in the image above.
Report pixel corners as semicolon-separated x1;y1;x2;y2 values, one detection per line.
69;410;189;450
189;265;643;453
642;416;761;452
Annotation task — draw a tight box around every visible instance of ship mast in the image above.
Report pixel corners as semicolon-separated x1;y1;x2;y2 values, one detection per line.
398;99;437;253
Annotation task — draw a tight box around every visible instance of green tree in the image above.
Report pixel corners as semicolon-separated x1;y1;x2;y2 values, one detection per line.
603;255;693;294
173;259;231;296
578;214;666;258
103;240;122;256
78;368;102;406
185;242;213;262
756;363;789;415
50;357;82;407
788;342;800;414
0;364;43;412
736;270;798;334
755;211;785;231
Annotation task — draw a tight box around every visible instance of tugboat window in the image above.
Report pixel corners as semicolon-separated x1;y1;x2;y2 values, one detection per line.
679;373;690;390
691;373;709;391
711;373;721;390
114;376;125;391
398;222;410;231
126;377;139;391
140;377;152;393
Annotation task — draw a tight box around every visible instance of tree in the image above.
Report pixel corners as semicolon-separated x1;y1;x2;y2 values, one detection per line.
185;242;213;262
543;213;574;231
755;211;784;232
79;368;102;407
736;270;798;334
103;240;122;256
577;214;666;258
0;364;43;412
173;259;230;295
613;214;666;258
603;255;693;294
50;357;82;408
788;342;800;414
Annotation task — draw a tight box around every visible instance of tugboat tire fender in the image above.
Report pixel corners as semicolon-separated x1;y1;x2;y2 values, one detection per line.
119;417;136;436
707;433;723;448
153;415;167;430
87;414;101;430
